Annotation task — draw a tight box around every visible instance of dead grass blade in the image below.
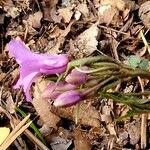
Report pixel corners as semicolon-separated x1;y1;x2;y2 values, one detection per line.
0;114;31;150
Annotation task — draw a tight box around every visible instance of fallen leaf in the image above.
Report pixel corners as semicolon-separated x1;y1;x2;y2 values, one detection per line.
4;6;20;18
5;92;15;114
107;123;117;136
139;1;150;29
74;128;91;150
50;102;101;127
58;7;73;23
50;136;72;150
33;79;60;129
127;121;141;145
0;127;10;145
42;0;58;21
27;11;43;29
77;3;89;18
100;0;126;11
98;4;120;25
71;24;100;58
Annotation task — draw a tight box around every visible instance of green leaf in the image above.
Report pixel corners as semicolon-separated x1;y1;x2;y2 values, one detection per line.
139;59;149;70
128;55;149;70
15;107;47;145
99;92;150;113
128;55;141;68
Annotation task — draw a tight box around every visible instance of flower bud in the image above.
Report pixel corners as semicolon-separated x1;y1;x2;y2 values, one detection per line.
65;67;88;85
53;90;82;107
41;81;77;100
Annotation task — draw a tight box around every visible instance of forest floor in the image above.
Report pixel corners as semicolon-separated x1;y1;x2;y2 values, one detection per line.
0;0;150;149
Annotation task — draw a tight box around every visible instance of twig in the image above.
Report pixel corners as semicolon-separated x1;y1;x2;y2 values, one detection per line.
98;25;128;35
140;30;150;54
138;77;147;149
0;106;49;150
0;115;31;150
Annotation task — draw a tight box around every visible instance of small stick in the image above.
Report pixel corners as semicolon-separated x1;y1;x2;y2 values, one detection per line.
98;25;128;35
138;77;147;149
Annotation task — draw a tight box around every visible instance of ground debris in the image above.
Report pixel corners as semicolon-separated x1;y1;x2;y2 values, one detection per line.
0;0;150;149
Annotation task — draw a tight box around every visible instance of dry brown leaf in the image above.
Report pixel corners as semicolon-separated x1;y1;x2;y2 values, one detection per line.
139;1;150;29
98;0;133;25
100;105;113;123
50;9;62;23
77;3;89;18
27;11;43;29
42;0;58;21
0;73;6;82
58;7;73;23
33;79;60;129
71;24;100;58
127;121;141;145
98;4;120;25
5;92;15;114
4;6;20;18
50;102;101;127
118;131;128;146
50;136;72;150
49;25;62;38
74;128;91;150
107;123;117;136
100;0;125;11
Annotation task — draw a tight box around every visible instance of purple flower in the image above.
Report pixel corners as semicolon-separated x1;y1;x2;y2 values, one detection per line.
41;81;77;100
7;38;68;101
53;90;82;107
65;67;88;85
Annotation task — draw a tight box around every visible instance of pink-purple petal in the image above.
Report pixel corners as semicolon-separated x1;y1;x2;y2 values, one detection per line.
7;38;69;101
53;90;82;107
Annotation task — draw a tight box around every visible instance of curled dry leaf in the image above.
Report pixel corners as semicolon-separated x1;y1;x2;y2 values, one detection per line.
71;24;100;58
5;92;15;114
139;1;150;29
27;11;43;29
50;103;101;128
33;79;60;129
76;3;89;18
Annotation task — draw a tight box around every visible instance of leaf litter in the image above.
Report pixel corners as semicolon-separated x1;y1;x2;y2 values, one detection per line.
0;0;150;149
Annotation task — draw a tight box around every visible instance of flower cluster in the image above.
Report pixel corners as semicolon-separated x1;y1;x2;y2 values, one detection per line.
7;38;86;107
41;67;88;107
9;38;148;109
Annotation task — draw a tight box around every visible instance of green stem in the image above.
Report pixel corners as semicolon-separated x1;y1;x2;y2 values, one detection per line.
15;107;47;145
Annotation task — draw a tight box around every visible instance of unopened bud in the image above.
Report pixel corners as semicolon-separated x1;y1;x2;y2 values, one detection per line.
65;67;88;85
42;81;76;100
53;90;82;107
